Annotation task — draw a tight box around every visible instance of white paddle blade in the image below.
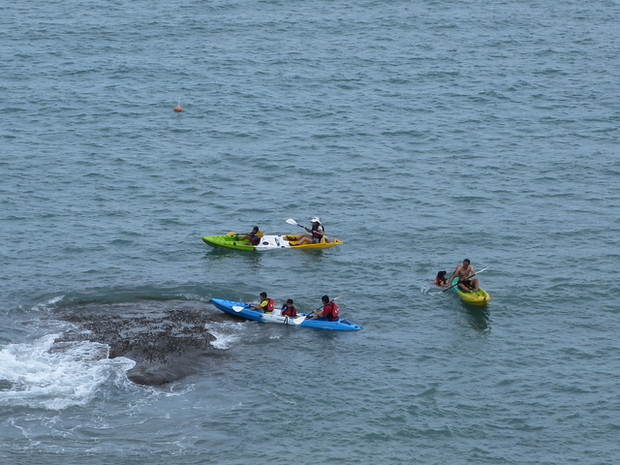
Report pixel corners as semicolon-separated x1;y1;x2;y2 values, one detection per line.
285;218;298;226
232;306;245;312
292;316;306;325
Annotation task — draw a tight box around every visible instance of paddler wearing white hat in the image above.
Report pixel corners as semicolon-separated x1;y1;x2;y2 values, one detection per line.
292;216;327;245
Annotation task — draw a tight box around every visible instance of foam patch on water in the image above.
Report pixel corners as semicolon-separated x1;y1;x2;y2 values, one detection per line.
420;285;445;297
30;295;65;312
205;321;244;350
46;295;64;306
0;334;135;410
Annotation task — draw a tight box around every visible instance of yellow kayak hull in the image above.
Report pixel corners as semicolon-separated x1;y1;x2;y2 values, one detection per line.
285;235;343;249
450;277;491;307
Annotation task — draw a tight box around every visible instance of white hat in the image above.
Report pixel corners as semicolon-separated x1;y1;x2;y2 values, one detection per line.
310;216;320;223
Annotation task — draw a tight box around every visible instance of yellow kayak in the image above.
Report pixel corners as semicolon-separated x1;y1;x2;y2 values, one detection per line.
450;277;491;307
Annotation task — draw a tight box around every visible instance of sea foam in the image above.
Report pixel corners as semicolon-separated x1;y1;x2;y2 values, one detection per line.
0;334;135;410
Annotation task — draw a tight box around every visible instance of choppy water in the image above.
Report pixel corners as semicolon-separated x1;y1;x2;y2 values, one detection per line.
1;0;619;463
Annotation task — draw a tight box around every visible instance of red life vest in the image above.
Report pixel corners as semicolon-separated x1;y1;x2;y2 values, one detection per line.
261;299;275;312
323;302;339;321
282;305;297;317
311;224;324;240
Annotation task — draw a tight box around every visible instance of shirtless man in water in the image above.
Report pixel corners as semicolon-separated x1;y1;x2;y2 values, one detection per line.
450;259;479;292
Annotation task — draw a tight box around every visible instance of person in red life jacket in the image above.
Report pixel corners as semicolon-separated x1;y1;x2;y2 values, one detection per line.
293;217;327;245
281;299;297;317
309;295;339;321
434;270;448;287
251;292;275;313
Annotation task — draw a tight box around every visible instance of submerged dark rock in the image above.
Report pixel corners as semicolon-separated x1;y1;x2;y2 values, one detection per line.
0;379;15;391
52;300;228;386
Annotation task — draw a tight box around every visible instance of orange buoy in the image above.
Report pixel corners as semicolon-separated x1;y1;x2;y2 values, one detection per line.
173;100;183;112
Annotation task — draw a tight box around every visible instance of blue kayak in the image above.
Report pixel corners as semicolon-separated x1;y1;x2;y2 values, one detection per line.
210;298;361;332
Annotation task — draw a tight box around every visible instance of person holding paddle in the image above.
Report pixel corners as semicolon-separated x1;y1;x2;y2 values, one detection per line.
292;217;326;245
308;295;339;321
237;226;263;246
250;292;274;313
450;259;480;292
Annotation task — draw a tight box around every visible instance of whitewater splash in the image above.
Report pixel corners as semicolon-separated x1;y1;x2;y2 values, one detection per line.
49;298;233;386
205;321;245;350
420;285;446;296
0;334;135;410
1;295;251;390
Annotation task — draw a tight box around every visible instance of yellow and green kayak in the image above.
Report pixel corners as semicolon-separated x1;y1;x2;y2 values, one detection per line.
202;234;343;251
450;277;491;307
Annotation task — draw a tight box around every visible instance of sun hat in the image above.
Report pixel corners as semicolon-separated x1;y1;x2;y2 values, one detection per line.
310;216;320;223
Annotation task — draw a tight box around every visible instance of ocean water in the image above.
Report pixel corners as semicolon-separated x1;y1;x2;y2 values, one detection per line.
1;0;619;463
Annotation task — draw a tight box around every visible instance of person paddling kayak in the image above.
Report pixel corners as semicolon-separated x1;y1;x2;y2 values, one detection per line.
308;295;339;321
237;226;263;246
292;217;326;245
450;259;480;293
250;292;274;313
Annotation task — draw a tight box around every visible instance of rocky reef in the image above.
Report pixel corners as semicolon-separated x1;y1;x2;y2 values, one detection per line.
52;299;228;386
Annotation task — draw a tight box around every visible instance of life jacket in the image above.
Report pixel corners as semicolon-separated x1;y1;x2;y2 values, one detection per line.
249;231;264;246
282;305;297;317
311;224;324;240
434;271;447;286
261;299;275;312
323;302;339;321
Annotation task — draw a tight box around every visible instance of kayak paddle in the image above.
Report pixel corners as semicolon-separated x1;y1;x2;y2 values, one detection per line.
286;218;306;229
286;217;332;243
442;267;489;292
285;315;306;325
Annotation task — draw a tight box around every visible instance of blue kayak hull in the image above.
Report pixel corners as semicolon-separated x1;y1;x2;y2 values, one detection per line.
210;298;361;331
